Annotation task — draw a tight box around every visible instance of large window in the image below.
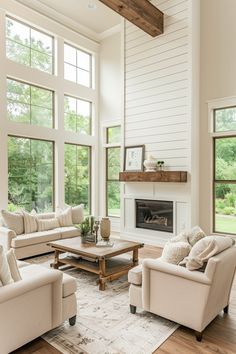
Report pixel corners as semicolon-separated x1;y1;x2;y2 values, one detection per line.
213;108;236;235
106;126;121;217
64;95;91;135
7;78;54;128
8;136;54;212
65;144;91;213
64;43;92;87
6;17;54;74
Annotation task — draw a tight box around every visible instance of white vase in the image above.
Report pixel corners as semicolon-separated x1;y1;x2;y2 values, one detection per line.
100;217;111;241
143;156;157;172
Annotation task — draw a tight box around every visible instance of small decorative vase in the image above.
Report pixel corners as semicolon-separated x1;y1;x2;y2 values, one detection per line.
100;217;111;241
143;156;157;172
81;235;87;244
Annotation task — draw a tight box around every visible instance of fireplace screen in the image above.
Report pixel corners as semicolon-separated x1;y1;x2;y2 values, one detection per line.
136;199;173;233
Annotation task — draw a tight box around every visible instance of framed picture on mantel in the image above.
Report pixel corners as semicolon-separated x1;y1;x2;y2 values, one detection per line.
124;145;145;172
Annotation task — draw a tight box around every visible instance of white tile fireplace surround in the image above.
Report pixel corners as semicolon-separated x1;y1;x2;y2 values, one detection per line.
120;182;191;247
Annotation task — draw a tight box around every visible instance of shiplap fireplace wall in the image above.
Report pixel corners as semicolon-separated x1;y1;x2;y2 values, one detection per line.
120;0;200;246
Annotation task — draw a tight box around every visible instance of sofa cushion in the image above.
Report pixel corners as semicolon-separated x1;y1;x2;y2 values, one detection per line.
0;245;14;285
128;264;142;285
6;249;22;281
56;226;80;239
1;210;24;235
62;273;77;298
180;235;234;270
71;204;84;224
37;218;60;232
11;230;61;248
56;207;73;227
23;211;38;234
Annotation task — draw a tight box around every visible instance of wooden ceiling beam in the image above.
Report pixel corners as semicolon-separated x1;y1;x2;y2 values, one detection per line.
98;0;164;37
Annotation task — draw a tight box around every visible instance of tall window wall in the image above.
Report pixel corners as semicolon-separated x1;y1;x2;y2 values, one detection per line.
2;9;98;213
212;106;236;235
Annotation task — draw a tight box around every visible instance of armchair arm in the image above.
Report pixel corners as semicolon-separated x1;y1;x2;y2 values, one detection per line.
0;266;63;328
142;259;213;285
0;227;16;250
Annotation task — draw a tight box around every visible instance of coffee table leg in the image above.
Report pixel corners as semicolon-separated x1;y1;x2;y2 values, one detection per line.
53;250;60;269
133;248;139;266
99;257;106;291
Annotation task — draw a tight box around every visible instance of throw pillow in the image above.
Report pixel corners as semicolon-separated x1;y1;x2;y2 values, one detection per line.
56;206;73;227
71;204;84;224
1;210;24;235
169;230;189;243
0;245;14;285
180;235;234;270
187;226;206;246
160;241;192;265
6;249;22;282
37;218;60;232
170;226;205;246
0;279;3;287
22;211;38;234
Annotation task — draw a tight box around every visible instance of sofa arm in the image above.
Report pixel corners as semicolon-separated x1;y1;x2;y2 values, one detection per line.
0;266;63;328
0;227;16;250
142;259;213;285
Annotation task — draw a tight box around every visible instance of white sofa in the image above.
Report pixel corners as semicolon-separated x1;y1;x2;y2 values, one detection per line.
0;212;80;259
128;246;236;341
0;261;77;354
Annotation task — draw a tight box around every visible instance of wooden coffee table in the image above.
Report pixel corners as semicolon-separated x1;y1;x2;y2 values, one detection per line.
48;237;144;290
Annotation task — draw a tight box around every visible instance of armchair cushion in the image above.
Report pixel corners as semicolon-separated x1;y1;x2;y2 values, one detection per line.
1;210;24;235
180;235;234;270
62;273;77;297
128;264;142;285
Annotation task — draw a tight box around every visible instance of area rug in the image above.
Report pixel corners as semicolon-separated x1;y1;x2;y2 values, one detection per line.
28;254;178;354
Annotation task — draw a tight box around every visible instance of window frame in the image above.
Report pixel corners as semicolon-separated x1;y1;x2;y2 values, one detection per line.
8;135;55;212
64;42;92;88
105;126;121;218
6;16;55;75
7;77;55;128
64;142;92;214
212;108;236;235
64;94;92;135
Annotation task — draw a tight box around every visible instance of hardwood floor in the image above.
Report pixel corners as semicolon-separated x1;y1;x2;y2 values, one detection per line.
12;245;236;354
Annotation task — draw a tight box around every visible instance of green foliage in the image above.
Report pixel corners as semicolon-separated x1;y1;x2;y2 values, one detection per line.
107;146;121;217
78;217;91;236
65;144;91;213
107;126;121;144
215;107;236;132
8;137;53;212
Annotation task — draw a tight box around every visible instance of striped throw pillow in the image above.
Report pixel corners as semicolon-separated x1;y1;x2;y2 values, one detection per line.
22;211;38;234
37;218;60;231
56;206;73;227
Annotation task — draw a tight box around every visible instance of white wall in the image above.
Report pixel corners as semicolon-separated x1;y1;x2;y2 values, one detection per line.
99;31;123;231
99;32;122;123
199;0;236;234
121;0;200;246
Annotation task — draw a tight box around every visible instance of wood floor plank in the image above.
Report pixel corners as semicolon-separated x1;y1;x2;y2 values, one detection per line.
11;245;236;353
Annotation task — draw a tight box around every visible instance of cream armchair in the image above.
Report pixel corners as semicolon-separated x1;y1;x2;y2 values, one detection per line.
129;246;236;341
0;263;77;354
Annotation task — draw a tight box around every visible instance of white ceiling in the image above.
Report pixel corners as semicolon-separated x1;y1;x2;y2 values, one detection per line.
16;0;121;37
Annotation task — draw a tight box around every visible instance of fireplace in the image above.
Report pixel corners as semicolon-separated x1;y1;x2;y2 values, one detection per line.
136;199;173;233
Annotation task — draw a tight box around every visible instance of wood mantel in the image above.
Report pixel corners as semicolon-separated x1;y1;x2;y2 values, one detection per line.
98;0;164;37
119;171;187;183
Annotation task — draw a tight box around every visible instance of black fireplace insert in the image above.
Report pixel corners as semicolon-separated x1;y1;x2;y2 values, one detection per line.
136;199;173;233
